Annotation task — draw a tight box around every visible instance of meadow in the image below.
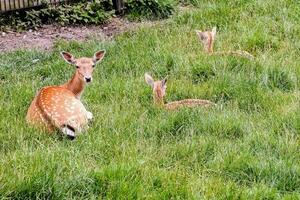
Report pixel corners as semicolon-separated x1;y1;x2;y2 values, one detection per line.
0;0;300;199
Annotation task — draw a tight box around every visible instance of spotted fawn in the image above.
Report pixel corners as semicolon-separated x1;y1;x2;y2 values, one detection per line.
145;73;214;110
196;27;254;59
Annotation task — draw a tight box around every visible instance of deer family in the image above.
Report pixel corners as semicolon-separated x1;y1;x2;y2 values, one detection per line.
195;27;254;59
26;50;106;139
145;73;214;110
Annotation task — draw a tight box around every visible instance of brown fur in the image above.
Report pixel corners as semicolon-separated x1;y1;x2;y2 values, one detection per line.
196;27;254;59
165;99;214;110
195;27;216;54
26;50;105;134
145;73;215;110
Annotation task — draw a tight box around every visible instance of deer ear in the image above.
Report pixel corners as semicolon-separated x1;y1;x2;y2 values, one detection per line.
93;50;106;64
162;76;168;87
145;73;154;88
61;51;76;65
195;30;202;37
195;30;207;42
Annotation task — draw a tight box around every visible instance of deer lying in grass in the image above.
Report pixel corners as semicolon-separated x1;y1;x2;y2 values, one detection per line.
195;27;254;60
26;50;106;139
145;73;214;110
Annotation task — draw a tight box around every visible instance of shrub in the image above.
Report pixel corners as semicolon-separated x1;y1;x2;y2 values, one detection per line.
0;0;177;30
0;1;110;31
125;0;175;20
177;0;201;6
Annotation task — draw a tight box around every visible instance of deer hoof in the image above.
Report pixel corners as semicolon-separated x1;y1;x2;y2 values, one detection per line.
62;126;76;140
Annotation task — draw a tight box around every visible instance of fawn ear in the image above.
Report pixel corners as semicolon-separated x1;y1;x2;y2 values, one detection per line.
93;50;106;64
61;51;76;65
162;76;168;87
195;30;202;37
145;73;154;88
195;30;207;41
211;27;217;38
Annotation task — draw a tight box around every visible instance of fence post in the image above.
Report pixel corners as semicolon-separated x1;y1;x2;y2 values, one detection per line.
112;0;124;14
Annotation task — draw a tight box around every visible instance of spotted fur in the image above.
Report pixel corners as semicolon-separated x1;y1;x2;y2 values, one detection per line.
144;73;215;110
26;50;105;137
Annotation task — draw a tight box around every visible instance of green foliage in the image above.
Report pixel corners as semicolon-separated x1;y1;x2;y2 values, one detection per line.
0;0;177;30
177;0;201;7
0;1;110;31
125;0;175;20
262;68;296;92
1;0;300;199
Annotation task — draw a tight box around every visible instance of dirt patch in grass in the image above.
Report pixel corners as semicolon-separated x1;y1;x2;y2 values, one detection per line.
0;17;139;53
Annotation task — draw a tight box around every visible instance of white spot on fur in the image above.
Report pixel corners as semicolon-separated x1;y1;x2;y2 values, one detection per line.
86;111;93;120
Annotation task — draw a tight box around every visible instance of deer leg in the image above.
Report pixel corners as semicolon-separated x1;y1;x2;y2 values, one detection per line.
61;125;76;140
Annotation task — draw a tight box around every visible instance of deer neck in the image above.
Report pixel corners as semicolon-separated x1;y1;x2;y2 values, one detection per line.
62;71;85;99
153;89;165;107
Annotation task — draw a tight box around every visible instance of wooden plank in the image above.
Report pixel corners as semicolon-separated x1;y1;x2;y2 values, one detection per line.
112;0;124;14
0;0;66;12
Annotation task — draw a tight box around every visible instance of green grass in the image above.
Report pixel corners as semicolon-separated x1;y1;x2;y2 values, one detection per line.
0;0;300;199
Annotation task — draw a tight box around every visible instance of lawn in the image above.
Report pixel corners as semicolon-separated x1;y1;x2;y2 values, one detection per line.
0;0;300;199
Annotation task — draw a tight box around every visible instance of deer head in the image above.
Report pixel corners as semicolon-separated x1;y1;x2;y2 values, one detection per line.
61;50;106;83
195;27;217;54
145;73;167;106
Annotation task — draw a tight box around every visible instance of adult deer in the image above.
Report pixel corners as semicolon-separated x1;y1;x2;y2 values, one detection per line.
145;73;215;110
26;50;106;139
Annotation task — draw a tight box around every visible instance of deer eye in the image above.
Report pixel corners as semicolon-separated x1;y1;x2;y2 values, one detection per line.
76;66;79;69
92;64;95;68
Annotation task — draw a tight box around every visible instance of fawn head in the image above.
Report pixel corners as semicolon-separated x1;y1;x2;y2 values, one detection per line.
195;27;217;54
145;73;167;106
61;50;106;83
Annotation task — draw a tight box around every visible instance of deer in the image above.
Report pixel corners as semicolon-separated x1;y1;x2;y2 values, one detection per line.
195;27;254;60
144;73;215;110
26;50;106;139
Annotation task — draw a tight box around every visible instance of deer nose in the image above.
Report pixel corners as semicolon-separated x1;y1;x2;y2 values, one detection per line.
85;77;92;83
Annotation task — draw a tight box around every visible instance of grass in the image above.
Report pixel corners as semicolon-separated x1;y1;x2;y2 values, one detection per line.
0;0;300;199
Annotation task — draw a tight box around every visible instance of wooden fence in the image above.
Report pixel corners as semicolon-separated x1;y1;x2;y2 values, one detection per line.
0;0;66;13
0;0;124;14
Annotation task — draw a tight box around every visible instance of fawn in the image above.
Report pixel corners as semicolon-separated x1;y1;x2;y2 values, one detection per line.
195;27;254;59
145;73;214;110
26;50;106;139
